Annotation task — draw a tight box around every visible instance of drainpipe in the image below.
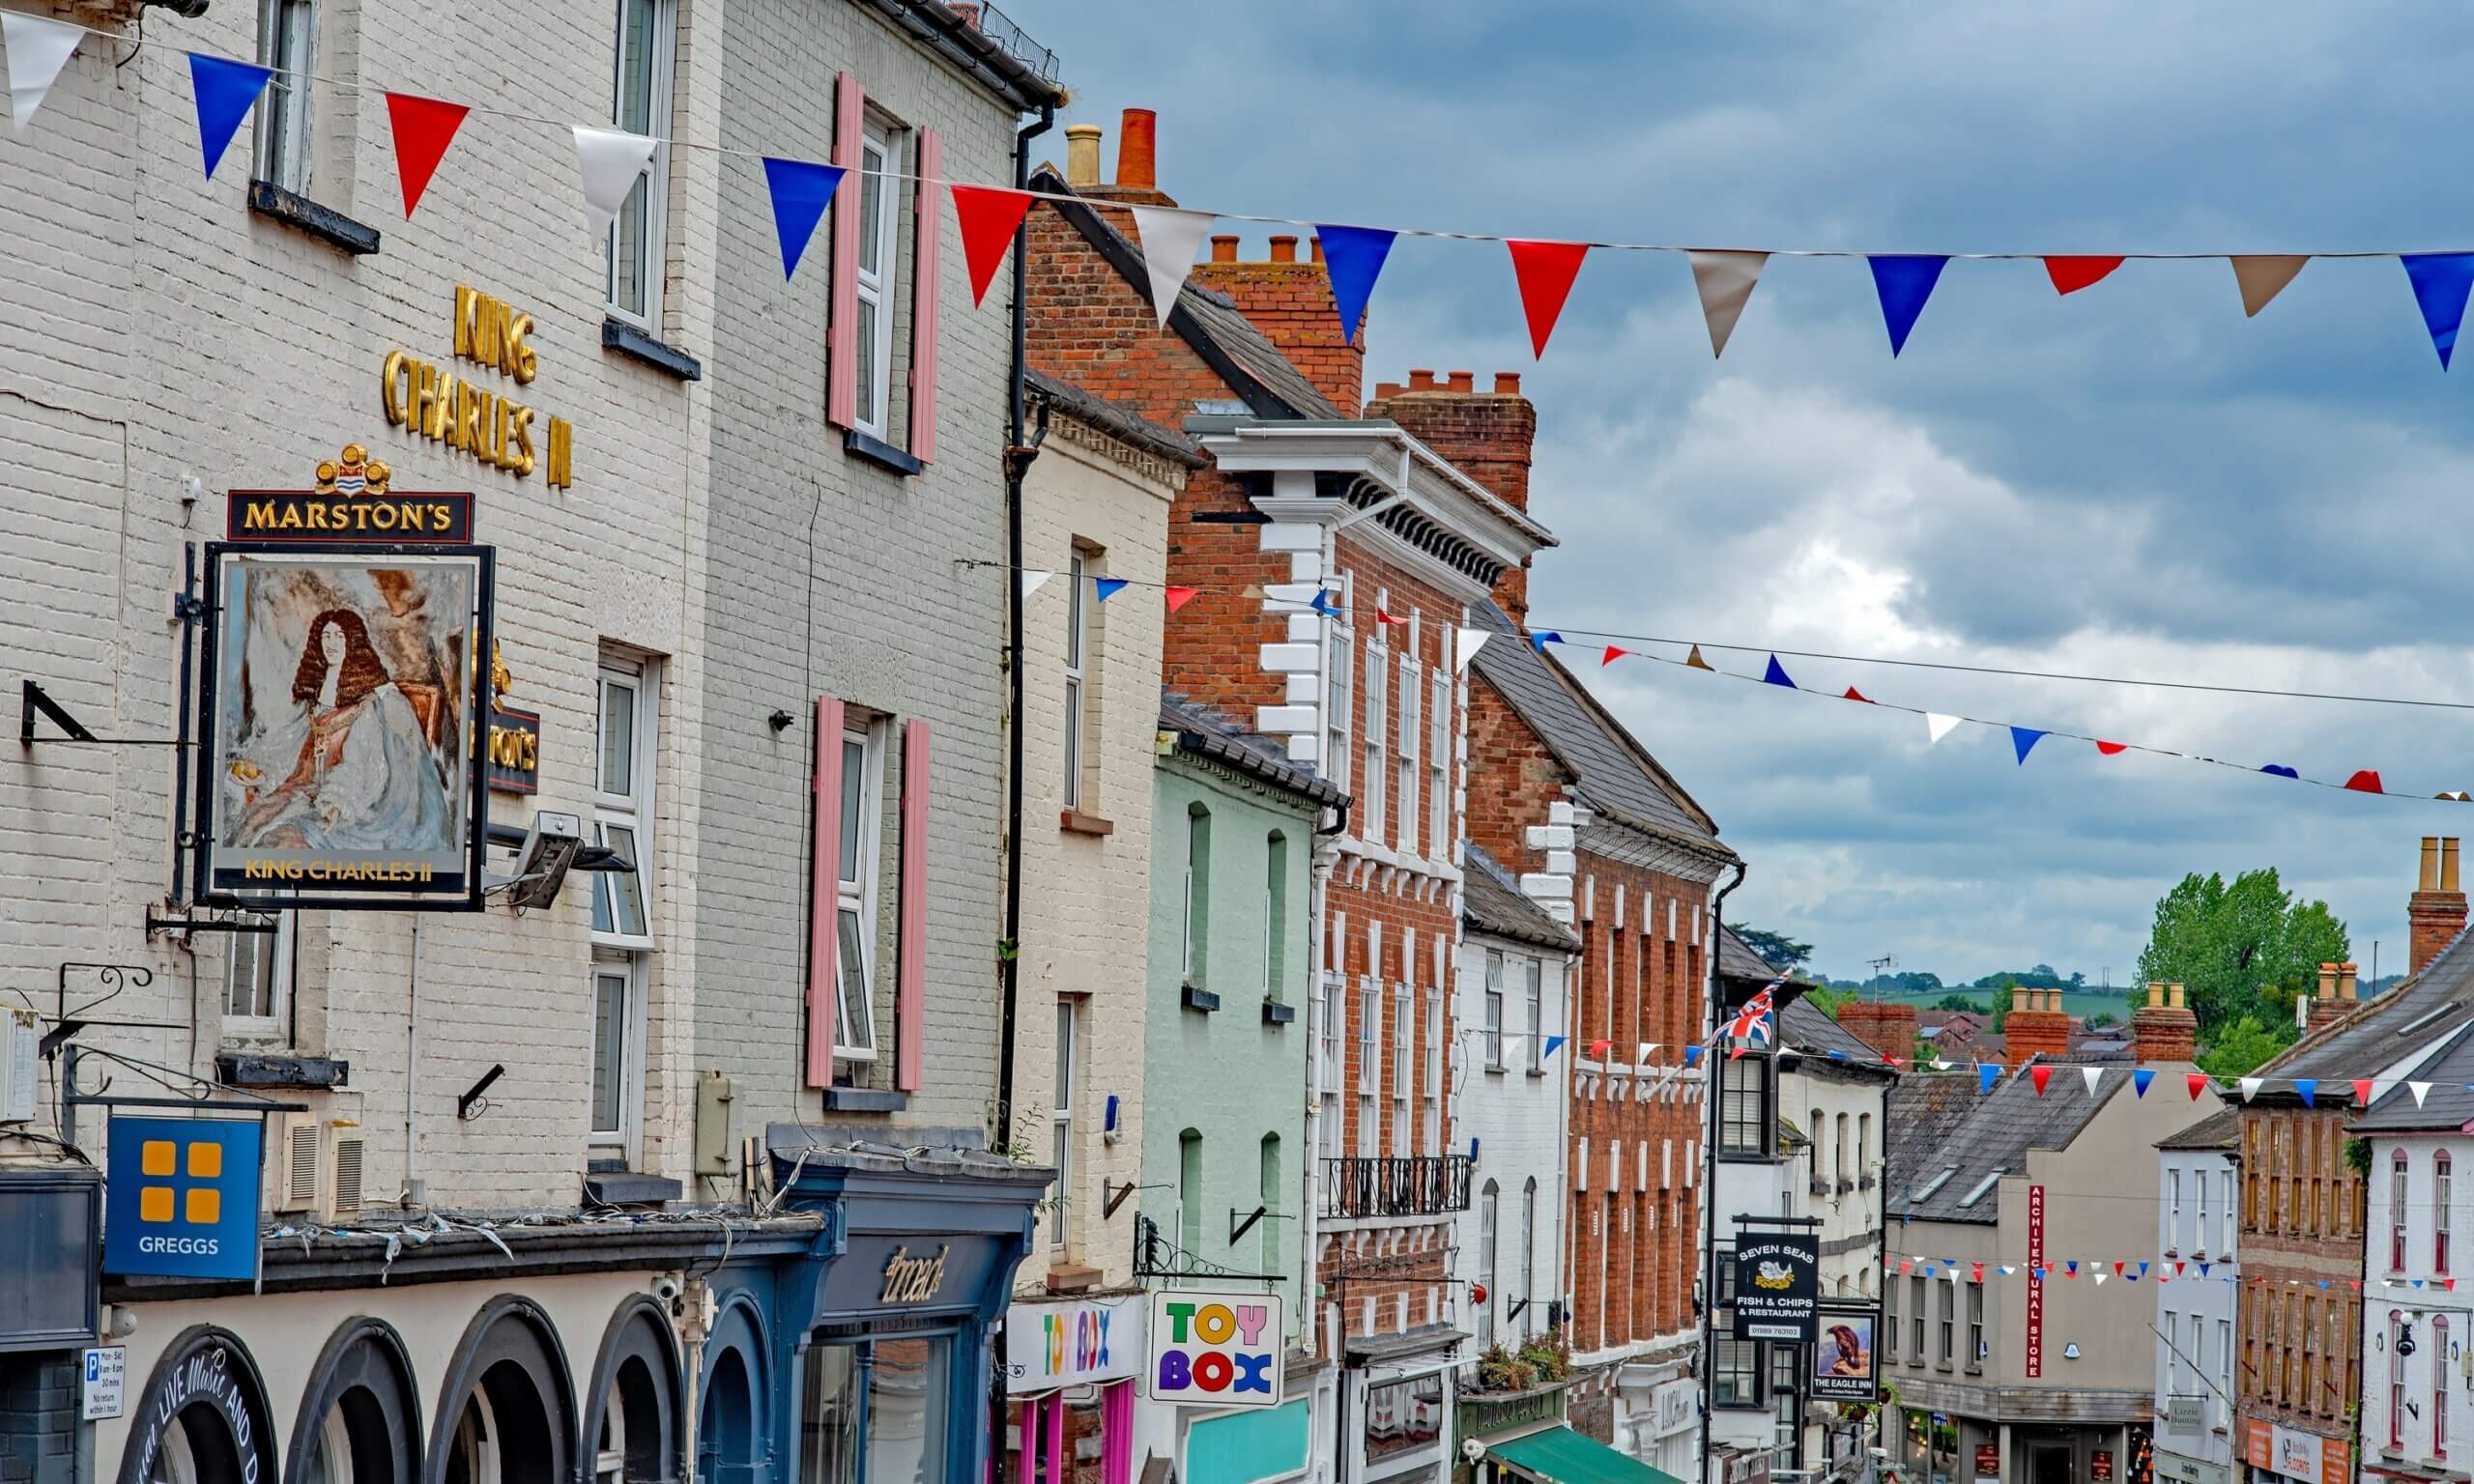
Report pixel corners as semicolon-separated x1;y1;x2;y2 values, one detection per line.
992;97;1054;1484
1701;858;1746;1484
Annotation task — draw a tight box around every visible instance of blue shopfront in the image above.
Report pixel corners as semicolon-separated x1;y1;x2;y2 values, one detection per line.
696;1133;1050;1484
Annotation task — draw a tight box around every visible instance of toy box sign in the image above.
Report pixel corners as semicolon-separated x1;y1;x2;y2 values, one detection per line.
1144;1290;1284;1409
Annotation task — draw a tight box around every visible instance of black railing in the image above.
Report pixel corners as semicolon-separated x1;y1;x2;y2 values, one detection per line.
1320;1156;1474;1218
972;3;1059;82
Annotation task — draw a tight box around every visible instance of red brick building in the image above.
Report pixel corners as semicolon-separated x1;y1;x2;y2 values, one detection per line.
1024;112;1554;1480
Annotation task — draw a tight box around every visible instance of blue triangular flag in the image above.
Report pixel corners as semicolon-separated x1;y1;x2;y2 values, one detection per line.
2295;1078;2316;1108
1542;1035;1566;1060
760;158;846;278
2066;1261;2079;1276
2010;727;2047;764
1531;631;1563;652
1869;254;1949;357
2133;1068;2154;1098
2200;1263;2211;1277
1763;654;1796;688
188;53;273;180
1094;577;1130;603
1979;1063;2000;1094
2402;253;2474;370
1317;224;1396;348
2319;1280;2330;1290
2415;1278;2428;1289
1683;1044;1704;1068
2260;764;2299;779
1309;590;1338;615
2139;1262;2149;1276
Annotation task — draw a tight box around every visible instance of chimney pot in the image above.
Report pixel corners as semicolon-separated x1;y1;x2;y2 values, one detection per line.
2423;837;2442;892
2146;982;2165;1009
1493;372;1523;395
2011;986;2029;1013
2448;838;2462;893
1269;235;1298;264
1210;235;1239;263
2341;962;2360;1001
1407;369;1438;391
1063;125;1103;190
1446;371;1475;393
1309;237;1326;264
2317;962;2339;1001
2169;983;2186;1010
1373;382;1404;400
1116;108;1157;192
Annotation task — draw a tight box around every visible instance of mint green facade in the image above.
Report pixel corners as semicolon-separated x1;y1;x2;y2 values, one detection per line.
1143;749;1319;1344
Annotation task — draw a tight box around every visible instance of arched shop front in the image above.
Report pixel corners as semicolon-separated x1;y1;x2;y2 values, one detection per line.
285;1317;422;1484
117;1326;278;1484
424;1297;579;1484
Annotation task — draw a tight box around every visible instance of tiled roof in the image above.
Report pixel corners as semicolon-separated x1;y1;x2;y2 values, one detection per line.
1717;925;1779;985
1886;1062;2127;1223
2349;1020;2474;1132
1463;843;1582;954
2258;926;2474;1099
1466;602;1725;850
1026;369;1207;469
1158;693;1345;808
2157;1106;2243;1152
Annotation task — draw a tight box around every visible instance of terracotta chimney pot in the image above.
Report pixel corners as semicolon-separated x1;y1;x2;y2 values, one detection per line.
1446;371;1474;393
2448;839;2462;893
948;2;980;25
1309;237;1326;264
2341;962;2360;1001
1407;369;1438;391
1269;235;1298;264
1116;108;1157;191
1494;372;1523;395
1210;235;1239;263
2146;982;2165;1010
1373;382;1404;400
2423;837;2442;892
2011;986;2029;1013
2169;983;2186;1010
1063;125;1103;190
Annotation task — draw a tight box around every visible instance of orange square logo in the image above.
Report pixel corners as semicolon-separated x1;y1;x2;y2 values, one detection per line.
185;1189;220;1225
186;1142;221;1179
140;1141;176;1177
138;1186;175;1223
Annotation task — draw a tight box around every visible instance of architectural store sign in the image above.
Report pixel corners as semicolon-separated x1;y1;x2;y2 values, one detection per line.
1144;1291;1285;1409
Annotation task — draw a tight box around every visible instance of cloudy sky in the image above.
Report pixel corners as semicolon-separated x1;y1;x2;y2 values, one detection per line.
1020;1;2474;985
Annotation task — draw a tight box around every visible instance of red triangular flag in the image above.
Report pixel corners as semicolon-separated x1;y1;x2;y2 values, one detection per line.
385;93;470;217
1602;645;1628;667
2345;770;2385;794
1971;1262;1984;1283
950;185;1035;308
1375;609;1409;627
2186;1072;2209;1099
1588;1039;1612;1058
1843;687;1875;703
2354;1079;2374;1106
2175;1261;2186;1275
2030;1065;2052;1097
2448;1278;2459;1292
2114;1261;2126;1276
1507;240;1590;358
2095;740;2128;756
1165;586;1198;614
2044;256;2126;295
2350;1279;2362;1291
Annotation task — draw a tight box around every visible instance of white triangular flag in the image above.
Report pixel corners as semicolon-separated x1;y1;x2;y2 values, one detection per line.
2238;1076;2263;1102
1926;713;1962;745
2082;1066;2103;1097
1020;570;1052;598
1130;206;1216;330
573;126;658;239
1686;250;1769;358
1455;627;1490;672
2;13;82;138
2092;1271;2107;1286
1638;1042;1657;1064
2412;1080;2433;1108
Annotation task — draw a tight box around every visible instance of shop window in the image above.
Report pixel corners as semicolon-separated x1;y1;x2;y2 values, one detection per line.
1180;805;1210;986
254;0;316;193
604;0;676;327
592;658;658;1157
1483;951;1507;1070
1264;833;1287;1000
850;118;906;441
1366;1372;1446;1463
801;1334;951;1484
1361;642;1386;842
223;910;294;1037
1051;999;1078;1250
833;717;886;1060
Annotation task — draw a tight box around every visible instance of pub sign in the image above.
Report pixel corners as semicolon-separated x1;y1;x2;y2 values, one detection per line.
1731;1233;1820;1342
1812;1305;1879;1401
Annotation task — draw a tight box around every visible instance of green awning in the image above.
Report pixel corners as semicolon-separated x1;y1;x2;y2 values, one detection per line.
1485;1426;1687;1484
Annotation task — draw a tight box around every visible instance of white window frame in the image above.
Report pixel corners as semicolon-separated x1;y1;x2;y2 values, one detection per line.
1357;978;1379;1159
834;719;887;1061
1428;670;1451;859
1324;579;1353;794
851;119;903;441
1526;956;1544;1072
603;0;676;328
1361;643;1387;843
1063;550;1089;811
591;667;656;954
1050;999;1076;1250
1319;975;1344;1161
222;910;296;1037
1423;984;1442;1154
1396;656;1420;854
589;949;646;1148
1483;951;1507;1070
1180;807;1209;987
254;0;317;194
1392;980;1413;1155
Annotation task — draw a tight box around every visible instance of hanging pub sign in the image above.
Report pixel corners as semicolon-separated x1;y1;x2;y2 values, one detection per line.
196;464;493;910
1731;1232;1820;1342
1812;1305;1880;1402
226;445;473;543
1144;1290;1284;1409
483;641;541;795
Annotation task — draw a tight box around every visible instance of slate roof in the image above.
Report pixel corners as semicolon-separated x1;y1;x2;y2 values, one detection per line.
1158;693;1346;808
2349;1019;2474;1133
1462;843;1582;954
1884;1073;1984;1201
1030;167;1342;422
2257;923;2474;1099
1718;925;1780;985
1026;369;1207;469
1466;601;1727;850
1886;1062;2128;1223
2157;1106;2243;1152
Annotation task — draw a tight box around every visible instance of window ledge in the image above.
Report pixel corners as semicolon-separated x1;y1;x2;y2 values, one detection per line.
823;1086;908;1114
216;1051;350;1089
1060;810;1115;838
845;428;924;477
602;316;703;380
1525;1068;1547;1080
1046;1264;1104;1295
247;179;381;255
582;1171;683;1208
1261;1000;1296;1026
1182;985;1221;1014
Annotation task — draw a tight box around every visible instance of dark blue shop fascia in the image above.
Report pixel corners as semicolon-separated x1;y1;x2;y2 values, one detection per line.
694;1127;1053;1484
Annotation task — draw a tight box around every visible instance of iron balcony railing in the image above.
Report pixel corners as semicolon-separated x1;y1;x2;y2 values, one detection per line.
1320;1156;1474;1219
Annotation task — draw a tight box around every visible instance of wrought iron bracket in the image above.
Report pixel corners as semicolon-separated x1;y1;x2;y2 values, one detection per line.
1102;1180;1162;1220
60;1044;307;1127
18;680;182;747
1133;1213;1284;1284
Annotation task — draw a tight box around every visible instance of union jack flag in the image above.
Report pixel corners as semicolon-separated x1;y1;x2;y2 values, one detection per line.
1725;978;1784;1060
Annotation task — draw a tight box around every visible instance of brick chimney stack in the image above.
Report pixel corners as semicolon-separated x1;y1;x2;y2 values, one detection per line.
2133;982;2200;1064
2411;836;2468;978
1833;1001;1918;1065
2004;985;2072;1062
1362;371;1539;621
1190;231;1365;414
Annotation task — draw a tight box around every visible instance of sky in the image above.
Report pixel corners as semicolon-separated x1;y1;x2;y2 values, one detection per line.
1013;0;2474;986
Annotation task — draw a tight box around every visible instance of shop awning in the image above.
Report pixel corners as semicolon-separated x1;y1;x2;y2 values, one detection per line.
1485;1426;1687;1484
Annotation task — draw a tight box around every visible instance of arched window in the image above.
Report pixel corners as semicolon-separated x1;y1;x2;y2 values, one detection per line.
2394;1151;2411;1272
1808;1106;1824;1186
2438;1153;2455;1276
1834;1112;1850;1188
1478;1180;1500;1349
1182;808;1211;986
1258;1134;1282;1272
1179;1129;1204;1255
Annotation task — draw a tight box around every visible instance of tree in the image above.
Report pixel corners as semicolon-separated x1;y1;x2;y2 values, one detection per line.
1989;975;2019;1031
1801;983;1855;1017
2135;869;2350;1033
1735;927;1813;973
1933;993;1983;1013
2084;1011;2116;1029
2196;1015;2297;1080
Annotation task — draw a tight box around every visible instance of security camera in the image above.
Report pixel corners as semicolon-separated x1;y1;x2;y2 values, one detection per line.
489;811;585;909
653;1276;682;1306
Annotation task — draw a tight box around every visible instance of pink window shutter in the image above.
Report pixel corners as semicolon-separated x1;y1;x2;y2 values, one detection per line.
805;697;848;1086
1101;1381;1135;1484
908;128;943;464
825;72;865;429
896;718;931;1090
1044;1392;1066;1484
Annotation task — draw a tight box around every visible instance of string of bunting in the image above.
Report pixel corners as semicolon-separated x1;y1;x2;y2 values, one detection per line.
9;18;2474;363
1875;1256;2470;1294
